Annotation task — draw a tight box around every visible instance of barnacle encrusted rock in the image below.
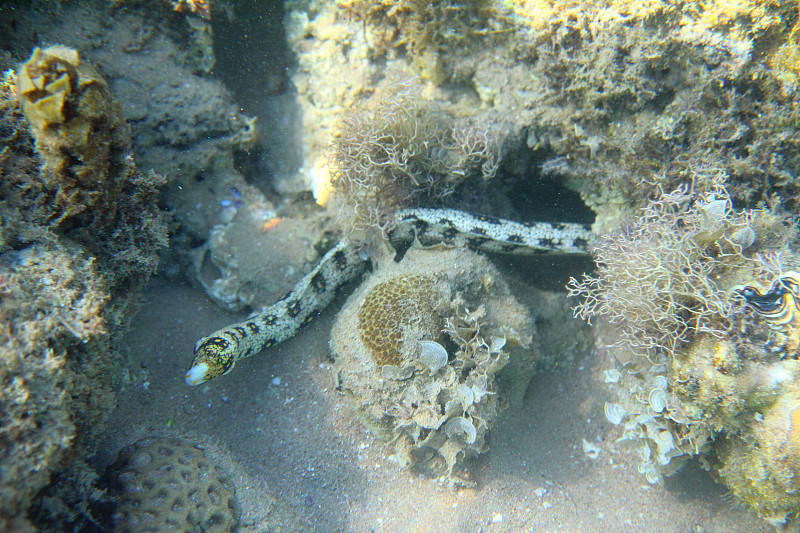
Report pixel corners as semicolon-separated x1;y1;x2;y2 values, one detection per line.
107;436;241;533
330;247;534;484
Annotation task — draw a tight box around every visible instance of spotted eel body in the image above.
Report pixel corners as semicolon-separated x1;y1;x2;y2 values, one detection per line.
185;208;594;385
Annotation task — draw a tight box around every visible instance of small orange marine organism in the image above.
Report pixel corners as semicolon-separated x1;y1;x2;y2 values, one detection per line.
170;0;210;19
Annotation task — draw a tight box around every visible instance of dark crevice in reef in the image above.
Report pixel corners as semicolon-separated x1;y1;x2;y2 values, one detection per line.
444;128;596;227
211;0;301;192
440;129;597;290
505;170;595;225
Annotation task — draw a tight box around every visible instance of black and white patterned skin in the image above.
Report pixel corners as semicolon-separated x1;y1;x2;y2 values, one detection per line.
185;208;594;385
387;207;593;260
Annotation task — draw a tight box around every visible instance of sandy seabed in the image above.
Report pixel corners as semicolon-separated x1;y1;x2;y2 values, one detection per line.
93;275;770;533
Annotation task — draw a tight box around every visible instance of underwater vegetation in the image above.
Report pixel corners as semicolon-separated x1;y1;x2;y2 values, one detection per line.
569;185;800;526
328;73;499;230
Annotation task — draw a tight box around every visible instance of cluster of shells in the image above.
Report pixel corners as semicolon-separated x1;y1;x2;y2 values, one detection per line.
603;360;712;484
330;247;533;485
386;296;511;480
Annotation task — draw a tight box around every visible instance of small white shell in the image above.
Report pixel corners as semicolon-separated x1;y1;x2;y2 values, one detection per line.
656;452;672;466
651;375;668;391
648;388;667;413
604;402;627;425
489;335;506;353
637;442;651;462
380;365;413;381
582;438;601;459
418;340;448;374
645;467;661;485
729;226;756;250
445;416;477;444
457;384;474;408
700;198;728;229
471;384;490;402
603;369;621;383
653;429;674;453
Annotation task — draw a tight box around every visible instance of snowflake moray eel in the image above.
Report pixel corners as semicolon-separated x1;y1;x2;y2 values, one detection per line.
185;207;593;385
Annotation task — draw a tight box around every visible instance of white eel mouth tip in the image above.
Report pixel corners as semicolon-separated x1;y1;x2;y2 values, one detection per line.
185;363;209;386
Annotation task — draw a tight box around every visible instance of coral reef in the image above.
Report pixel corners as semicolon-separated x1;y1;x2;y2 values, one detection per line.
569;186;800;526
715;386;800;527
287;0;800;235
487;1;799;228
106;436;240;533
339;0;502;84
330;246;533;484
0;46;167;530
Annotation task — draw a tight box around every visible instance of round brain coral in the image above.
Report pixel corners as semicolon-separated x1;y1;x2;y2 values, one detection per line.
107;436;240;533
357;275;441;366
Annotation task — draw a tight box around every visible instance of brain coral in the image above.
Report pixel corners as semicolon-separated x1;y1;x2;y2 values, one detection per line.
107;436;241;533
357;275;441;366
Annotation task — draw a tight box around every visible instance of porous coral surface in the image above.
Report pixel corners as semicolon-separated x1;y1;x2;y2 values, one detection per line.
357;275;440;367
107;436;240;533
